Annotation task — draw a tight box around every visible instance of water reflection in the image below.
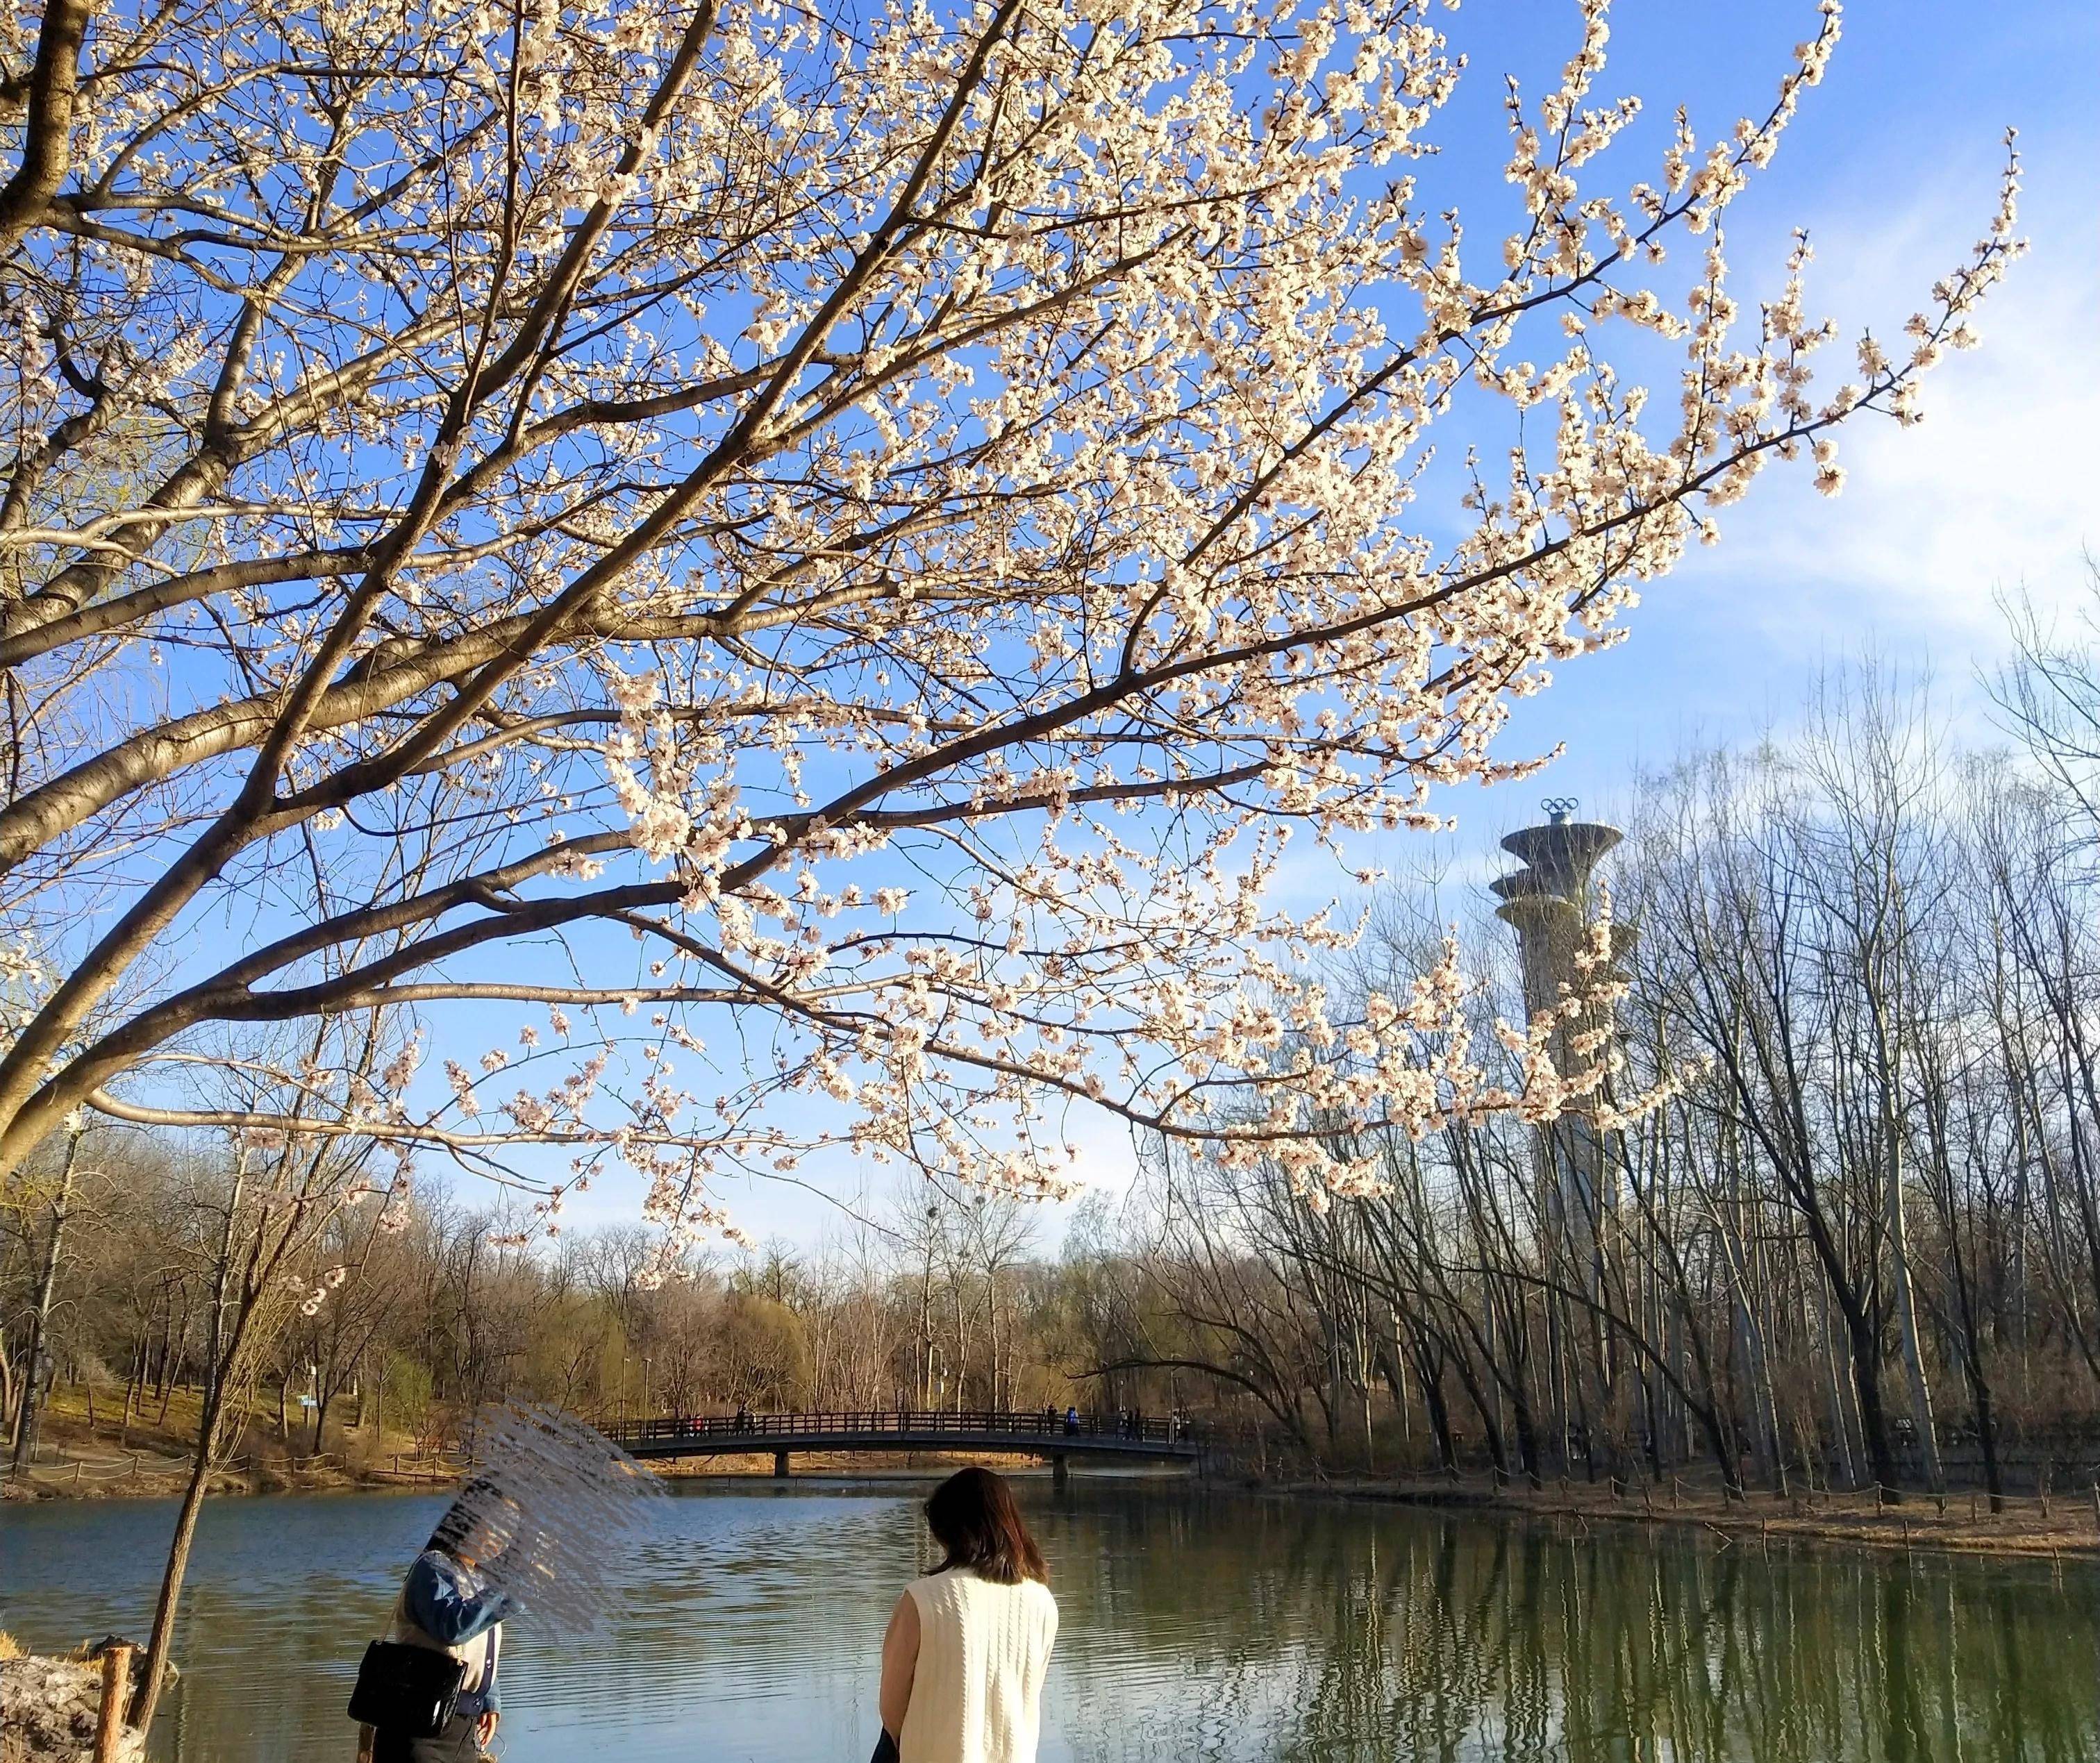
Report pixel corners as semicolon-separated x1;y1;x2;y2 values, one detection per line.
3;1482;2094;1762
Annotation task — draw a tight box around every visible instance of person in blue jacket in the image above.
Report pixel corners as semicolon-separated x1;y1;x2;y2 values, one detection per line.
360;1480;518;1762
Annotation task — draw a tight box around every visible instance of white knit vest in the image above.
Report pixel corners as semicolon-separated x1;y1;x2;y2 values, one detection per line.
899;1569;1058;1763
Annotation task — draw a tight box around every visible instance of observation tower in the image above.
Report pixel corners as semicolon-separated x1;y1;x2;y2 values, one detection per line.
1490;799;1631;1290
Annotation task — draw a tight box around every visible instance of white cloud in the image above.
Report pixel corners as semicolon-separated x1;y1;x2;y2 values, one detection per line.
1688;188;2099;655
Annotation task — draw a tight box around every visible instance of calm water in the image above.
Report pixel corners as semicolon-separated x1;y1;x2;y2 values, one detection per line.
3;1476;2097;1762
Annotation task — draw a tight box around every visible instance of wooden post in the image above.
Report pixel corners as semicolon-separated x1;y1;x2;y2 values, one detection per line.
94;1644;133;1763
772;1449;790;1479
2089;1478;2099;1533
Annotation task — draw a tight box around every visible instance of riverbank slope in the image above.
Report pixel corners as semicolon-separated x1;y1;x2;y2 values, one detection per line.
0;1640;147;1763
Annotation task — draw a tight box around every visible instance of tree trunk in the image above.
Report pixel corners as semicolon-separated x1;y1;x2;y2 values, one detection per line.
1847;1312;1903;1495
985;1278;1000;1412
8;1123;84;1478
154;1305;179;1423
1508;1380;1544;1488
1417;1352;1458;1477
122;1331;144;1444
1885;1133;1946;1494
1444;1348;1507;1478
1965;1348;2003;1512
201;1155;246;1421
1815;1268;1860;1488
128;1375;225;1734
129;1268;266;1739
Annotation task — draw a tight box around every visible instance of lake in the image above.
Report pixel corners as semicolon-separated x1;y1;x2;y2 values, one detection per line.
3;1475;2096;1761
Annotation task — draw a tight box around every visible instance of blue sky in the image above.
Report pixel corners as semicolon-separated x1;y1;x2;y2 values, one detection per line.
1473;0;2100;804
474;0;2100;1255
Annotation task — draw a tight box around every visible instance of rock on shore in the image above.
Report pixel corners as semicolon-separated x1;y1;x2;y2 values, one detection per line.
0;1651;147;1763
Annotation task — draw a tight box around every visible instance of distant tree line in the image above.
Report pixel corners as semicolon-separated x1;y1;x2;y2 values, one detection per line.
12;592;2100;1515
1112;617;2100;1506
1;1158;1138;1460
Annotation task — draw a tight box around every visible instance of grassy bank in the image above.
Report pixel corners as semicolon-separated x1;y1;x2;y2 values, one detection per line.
4;1382;458;1503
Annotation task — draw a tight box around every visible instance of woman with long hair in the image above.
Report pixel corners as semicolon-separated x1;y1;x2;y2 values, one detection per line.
356;1480;517;1763
878;1467;1058;1763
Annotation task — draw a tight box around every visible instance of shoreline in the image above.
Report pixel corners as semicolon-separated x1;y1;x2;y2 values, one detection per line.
1290;1472;2100;1562
14;1432;2095;1566
2;1446;1083;1505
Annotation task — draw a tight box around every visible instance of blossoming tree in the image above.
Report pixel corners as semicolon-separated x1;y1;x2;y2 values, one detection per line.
0;0;2019;1253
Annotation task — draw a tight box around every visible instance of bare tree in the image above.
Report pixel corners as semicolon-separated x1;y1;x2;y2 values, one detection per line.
0;0;2017;1253
4;1109;83;1471
1992;560;2100;835
131;1097;388;1732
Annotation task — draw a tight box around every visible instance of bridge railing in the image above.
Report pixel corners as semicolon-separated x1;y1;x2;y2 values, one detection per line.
596;1409;1195;1450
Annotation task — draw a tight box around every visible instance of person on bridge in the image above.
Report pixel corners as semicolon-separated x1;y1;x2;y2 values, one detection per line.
878;1467;1058;1763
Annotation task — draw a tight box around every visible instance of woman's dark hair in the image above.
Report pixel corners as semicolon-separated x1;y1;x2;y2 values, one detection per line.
924;1467;1047;1585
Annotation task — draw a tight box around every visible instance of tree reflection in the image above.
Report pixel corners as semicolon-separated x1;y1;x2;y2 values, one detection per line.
1042;1493;2100;1763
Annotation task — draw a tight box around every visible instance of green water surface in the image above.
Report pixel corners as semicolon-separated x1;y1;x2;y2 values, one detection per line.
2;1478;2093;1761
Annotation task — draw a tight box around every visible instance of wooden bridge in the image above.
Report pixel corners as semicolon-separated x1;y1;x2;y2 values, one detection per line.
597;1408;1203;1480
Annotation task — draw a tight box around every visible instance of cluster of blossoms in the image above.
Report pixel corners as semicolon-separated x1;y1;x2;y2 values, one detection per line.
0;0;2018;1239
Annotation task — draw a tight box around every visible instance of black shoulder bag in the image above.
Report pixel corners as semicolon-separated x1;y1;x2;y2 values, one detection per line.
347;1639;468;1738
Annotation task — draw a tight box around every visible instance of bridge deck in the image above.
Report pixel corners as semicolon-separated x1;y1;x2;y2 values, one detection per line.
599;1409;1201;1463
